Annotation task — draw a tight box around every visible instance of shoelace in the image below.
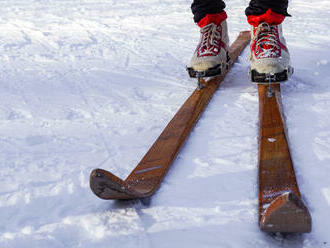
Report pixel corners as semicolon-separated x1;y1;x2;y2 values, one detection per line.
199;23;221;56
253;22;280;58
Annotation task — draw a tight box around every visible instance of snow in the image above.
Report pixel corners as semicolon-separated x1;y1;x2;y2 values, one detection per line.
1;0;330;247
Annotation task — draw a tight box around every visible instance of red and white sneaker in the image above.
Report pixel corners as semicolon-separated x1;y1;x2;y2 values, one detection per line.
187;12;229;78
248;10;293;82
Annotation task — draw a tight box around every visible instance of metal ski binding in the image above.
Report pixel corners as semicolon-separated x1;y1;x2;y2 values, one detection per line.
265;73;276;98
196;72;206;90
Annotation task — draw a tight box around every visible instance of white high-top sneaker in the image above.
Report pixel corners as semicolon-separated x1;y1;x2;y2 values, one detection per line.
250;22;293;82
187;18;229;78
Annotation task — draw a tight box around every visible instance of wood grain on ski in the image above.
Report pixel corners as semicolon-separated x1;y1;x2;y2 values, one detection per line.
90;31;251;200
258;84;311;233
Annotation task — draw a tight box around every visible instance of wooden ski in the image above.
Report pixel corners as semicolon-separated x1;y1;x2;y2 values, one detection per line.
258;84;312;233
89;31;251;200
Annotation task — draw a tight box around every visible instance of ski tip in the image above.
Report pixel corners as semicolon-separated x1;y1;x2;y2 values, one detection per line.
260;192;312;233
89;169;136;200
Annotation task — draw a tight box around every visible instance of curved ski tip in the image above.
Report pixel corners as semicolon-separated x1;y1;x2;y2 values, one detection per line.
260;192;312;233
89;169;136;200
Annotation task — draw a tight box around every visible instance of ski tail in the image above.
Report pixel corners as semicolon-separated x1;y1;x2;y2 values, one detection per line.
260;192;312;233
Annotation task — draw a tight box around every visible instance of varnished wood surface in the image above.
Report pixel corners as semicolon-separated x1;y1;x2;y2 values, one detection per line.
90;31;251;199
258;84;311;232
260;192;311;232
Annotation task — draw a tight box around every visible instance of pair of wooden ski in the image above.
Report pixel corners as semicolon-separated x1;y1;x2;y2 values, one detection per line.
89;31;311;233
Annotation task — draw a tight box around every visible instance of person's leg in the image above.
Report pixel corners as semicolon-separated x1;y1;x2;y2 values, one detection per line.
191;0;226;23
245;0;290;17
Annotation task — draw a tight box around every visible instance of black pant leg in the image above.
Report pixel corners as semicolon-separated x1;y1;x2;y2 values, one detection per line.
245;0;290;16
191;0;226;23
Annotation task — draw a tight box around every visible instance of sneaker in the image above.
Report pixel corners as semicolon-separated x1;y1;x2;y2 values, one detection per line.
248;10;292;82
188;12;229;78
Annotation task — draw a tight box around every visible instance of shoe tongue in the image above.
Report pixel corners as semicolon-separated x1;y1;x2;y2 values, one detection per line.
257;25;276;50
260;38;274;51
261;43;273;51
200;25;215;49
260;23;270;29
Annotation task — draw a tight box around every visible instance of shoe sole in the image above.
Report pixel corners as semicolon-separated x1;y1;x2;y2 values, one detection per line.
250;67;294;83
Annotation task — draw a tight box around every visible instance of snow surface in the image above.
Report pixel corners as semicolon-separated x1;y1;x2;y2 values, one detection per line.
1;0;330;247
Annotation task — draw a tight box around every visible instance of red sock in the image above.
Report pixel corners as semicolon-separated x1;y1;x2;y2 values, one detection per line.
197;12;227;28
247;9;285;26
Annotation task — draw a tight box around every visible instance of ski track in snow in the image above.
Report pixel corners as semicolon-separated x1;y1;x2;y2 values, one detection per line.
0;0;330;247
